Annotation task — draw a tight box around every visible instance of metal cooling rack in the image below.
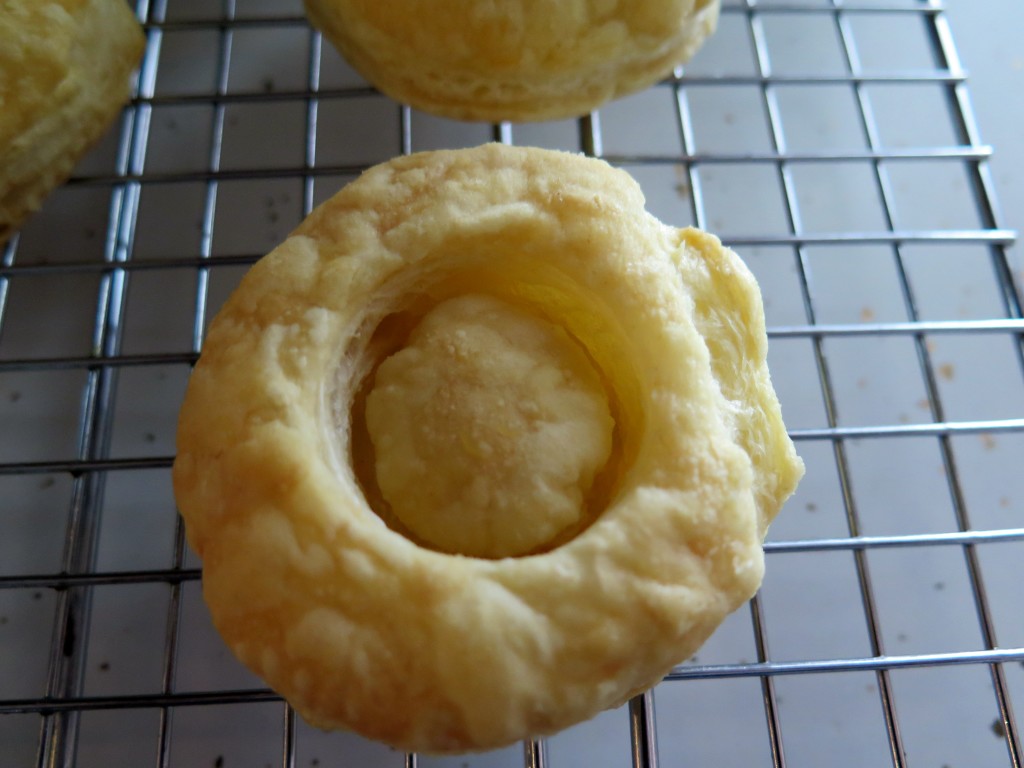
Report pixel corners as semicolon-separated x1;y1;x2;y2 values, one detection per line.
1;0;1022;766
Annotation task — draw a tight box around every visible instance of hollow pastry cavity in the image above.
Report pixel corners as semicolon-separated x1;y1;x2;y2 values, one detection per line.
365;293;613;559
173;144;804;754
303;0;721;122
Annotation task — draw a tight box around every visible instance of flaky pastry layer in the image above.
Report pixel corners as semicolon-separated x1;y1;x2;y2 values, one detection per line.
303;0;720;122
173;144;803;753
366;293;614;559
0;0;144;242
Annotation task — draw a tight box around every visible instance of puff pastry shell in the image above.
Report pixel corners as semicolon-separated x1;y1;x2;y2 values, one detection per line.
0;0;144;242
303;0;720;122
173;144;803;753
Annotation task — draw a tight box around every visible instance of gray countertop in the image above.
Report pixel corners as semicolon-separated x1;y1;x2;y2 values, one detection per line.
1;1;1022;766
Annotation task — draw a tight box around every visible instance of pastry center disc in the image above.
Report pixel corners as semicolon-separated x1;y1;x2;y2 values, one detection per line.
364;293;614;558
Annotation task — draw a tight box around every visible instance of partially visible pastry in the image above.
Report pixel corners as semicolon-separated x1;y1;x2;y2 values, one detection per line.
173;144;803;753
303;0;720;122
0;0;145;243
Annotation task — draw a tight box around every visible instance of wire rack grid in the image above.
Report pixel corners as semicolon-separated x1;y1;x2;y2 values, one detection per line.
1;0;1022;766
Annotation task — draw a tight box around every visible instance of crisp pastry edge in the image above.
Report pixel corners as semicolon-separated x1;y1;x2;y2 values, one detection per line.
172;144;803;753
0;0;145;243
303;0;720;122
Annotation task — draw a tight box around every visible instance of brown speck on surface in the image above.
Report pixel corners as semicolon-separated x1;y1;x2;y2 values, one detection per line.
262;77;275;93
859;306;875;322
934;581;945;591
723;112;736;125
0;616;8;625
999;497;1011;509
992;718;1007;738
805;502;817;513
916;398;931;411
926;339;937;353
39;477;55;490
980;434;997;451
99;661;110;671
33;592;42;601
898;413;911;424
856;377;868;390
311;759;319;767
144;432;156;444
938;363;955;381
865;683;876;694
674;181;690;200
897;632;908;643
8;390;21;403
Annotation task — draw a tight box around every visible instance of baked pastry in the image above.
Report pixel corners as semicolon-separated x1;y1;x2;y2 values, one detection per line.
303;0;720;122
173;144;803;753
0;0;145;243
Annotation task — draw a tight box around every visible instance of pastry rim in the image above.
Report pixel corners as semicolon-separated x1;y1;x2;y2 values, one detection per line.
172;143;801;752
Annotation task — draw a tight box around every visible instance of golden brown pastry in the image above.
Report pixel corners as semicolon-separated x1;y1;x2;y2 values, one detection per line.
0;0;145;243
303;0;720;122
173;144;803;753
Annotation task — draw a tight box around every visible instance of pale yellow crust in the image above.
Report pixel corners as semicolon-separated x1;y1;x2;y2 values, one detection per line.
0;0;144;243
366;293;614;559
172;144;803;753
303;0;720;122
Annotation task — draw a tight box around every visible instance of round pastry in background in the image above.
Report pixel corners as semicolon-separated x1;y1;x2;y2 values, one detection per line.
173;143;803;753
303;0;720;122
0;0;145;243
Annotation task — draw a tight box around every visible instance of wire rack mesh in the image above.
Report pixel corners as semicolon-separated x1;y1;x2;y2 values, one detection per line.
1;0;1022;766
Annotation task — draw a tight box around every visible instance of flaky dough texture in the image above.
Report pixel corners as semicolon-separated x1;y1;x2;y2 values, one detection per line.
303;0;720;122
173;144;803;753
0;0;144;242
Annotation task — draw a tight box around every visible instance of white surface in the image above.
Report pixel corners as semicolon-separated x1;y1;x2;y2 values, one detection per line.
1;1;1022;766
945;0;1023;269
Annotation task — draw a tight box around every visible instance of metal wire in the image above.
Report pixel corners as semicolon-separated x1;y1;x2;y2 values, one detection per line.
1;0;1021;766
